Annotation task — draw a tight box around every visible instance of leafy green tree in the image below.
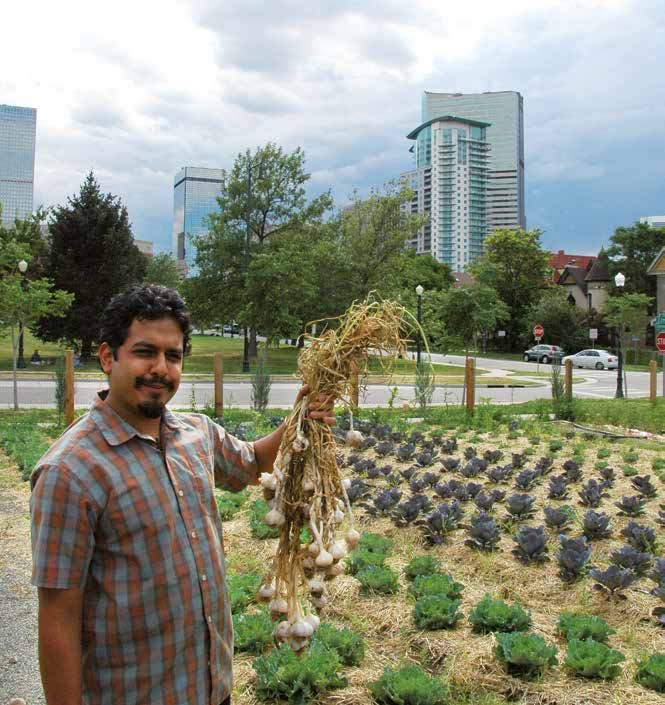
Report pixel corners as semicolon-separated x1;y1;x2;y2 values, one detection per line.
524;289;588;353
35;172;147;357
144;252;181;289
379;249;454;301
606;221;665;303
603;292;654;349
472;229;550;348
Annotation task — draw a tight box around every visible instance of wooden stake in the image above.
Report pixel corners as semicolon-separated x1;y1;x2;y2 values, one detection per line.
65;349;75;425
649;359;657;404
214;352;224;417
465;357;475;414
564;359;573;400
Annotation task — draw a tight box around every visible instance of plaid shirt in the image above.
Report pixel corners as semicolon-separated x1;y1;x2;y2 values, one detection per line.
30;392;258;705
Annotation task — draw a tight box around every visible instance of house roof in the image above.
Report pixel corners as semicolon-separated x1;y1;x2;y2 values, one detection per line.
647;246;665;275
585;257;610;282
557;266;588;294
548;249;596;272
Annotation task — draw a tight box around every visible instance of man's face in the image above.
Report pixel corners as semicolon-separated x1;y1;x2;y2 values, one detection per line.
99;317;184;421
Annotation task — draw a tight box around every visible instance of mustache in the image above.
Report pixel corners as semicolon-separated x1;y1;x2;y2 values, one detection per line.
135;376;175;391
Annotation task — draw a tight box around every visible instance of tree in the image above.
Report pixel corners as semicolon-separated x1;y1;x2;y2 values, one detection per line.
379;249;454;301
144;253;181;289
35;172;147;357
472;229;551;348
603;292;654;349
190;144;333;355
524;289;588;353
606;221;665;304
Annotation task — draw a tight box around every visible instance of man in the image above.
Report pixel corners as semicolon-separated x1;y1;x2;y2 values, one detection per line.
30;285;334;705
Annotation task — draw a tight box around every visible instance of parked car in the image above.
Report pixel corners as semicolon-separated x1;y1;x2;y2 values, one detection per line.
522;344;565;364
223;323;240;335
562;349;618;370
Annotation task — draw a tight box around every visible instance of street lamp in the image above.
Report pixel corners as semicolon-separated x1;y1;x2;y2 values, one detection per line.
614;272;625;399
17;260;28;369
415;285;424;365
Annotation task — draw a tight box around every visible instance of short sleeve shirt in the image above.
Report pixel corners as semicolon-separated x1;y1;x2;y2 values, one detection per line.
30;392;258;705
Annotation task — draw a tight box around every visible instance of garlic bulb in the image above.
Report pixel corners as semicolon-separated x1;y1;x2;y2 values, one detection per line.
310;595;328;610
345;528;360;549
269;597;288;617
333;509;345;524
264;509;285;527
258;583;276;600
289;620;314;639
325;562;345;577
304;612;320;631
315;549;333;567
346;429;363;448
274;620;290;642
308;541;320;557
309;578;325;596
292;435;309;452
259;472;277;490
303;479;315;493
302;556;315;570
329;541;347;561
342;478;352;490
289;637;309;651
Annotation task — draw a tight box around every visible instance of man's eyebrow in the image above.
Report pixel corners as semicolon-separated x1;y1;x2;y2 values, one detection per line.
131;341;183;354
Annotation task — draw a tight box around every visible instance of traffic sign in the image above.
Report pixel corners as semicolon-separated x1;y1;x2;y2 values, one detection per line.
589;328;598;340
656;332;665;353
533;325;544;338
653;314;665;333
497;330;506;338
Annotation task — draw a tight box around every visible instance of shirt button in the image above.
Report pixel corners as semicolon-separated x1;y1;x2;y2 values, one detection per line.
191;531;197;539
207;615;212;623
201;574;207;582
178;490;184;497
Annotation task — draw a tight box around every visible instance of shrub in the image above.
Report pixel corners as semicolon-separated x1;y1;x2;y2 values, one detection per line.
468;595;531;634
635;653;665;693
512;525;549;565
413;595;463;630
409;573;464;600
251;352;272;412
622;450;640;463
405;555;440;581
563;638;625;679
359;532;394;555
356;566;400;594
253;641;346;703
312;623;365;667
549;440;564;453
368;665;449;705
227;573;263;614
494;632;558;677
215;488;250;520
249;499;279;539
622;466;638;477
597;448;611;459
347;549;387;576
557;613;615;644
233;610;274;653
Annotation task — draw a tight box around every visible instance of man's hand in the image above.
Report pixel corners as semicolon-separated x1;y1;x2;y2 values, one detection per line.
297;384;336;426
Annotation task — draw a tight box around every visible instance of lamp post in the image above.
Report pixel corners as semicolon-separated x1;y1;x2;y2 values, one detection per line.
415;285;424;365
614;272;625;399
17;259;28;369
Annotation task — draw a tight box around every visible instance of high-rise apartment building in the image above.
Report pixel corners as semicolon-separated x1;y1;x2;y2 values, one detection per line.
0;104;36;225
172;166;224;273
640;216;665;229
422;91;525;232
401;115;490;271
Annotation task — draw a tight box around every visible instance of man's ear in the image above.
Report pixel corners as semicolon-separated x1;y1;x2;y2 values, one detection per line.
99;342;115;376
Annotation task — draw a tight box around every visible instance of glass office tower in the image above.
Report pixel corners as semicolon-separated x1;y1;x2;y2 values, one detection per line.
422;91;525;232
402;116;490;271
172;166;224;274
0;104;36;225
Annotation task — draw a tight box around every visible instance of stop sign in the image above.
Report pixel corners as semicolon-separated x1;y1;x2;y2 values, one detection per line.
656;332;665;352
533;325;544;338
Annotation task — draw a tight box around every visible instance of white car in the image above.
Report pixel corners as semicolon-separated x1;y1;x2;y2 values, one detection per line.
562;349;618;370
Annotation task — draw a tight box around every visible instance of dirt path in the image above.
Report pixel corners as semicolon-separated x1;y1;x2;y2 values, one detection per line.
0;452;43;705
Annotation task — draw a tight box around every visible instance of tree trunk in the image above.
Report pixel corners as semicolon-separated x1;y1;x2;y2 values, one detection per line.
249;329;258;359
81;337;93;359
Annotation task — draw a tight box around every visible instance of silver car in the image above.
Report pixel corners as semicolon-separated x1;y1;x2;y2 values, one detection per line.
562;349;618;370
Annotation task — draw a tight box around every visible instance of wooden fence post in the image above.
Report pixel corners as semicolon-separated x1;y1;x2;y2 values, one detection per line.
65;349;75;425
649;359;657;404
564;359;573;400
465;357;475;414
214;352;224;417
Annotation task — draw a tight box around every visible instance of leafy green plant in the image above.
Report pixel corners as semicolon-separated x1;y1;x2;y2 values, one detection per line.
622;466;638;477
529;436;541;446
652;458;665;472
227;573;262;614
563;638;625;679
468;595;532;634
215;488;249;520
249;499;279;539
356;565;400;594
413;595;463;630
312;623;365;667
556;613;615;644
597;447;611;459
408;573;463;600
622;450;639;463
358;532;394;555
635;653;665;693
549;439;564;453
253;641;347;703
494;632;558;678
594;460;608;471
405;555;440;581
368;665;449;705
233;610;274;653
346;549;387;575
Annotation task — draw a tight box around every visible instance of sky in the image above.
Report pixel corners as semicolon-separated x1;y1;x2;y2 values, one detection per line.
2;0;664;256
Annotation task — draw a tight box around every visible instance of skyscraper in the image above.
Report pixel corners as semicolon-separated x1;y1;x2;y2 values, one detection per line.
422;91;525;232
401;115;490;271
0;104;36;225
172;166;224;273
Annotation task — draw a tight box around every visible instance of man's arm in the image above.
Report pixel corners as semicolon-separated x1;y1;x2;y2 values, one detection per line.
37;586;84;705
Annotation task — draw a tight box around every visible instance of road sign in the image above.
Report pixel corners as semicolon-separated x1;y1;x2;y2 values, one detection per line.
533;325;544;338
653;314;665;332
497;330;506;338
589;328;598;340
656;332;665;353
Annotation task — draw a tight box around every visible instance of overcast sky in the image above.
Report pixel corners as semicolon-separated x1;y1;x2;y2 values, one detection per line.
2;0;664;255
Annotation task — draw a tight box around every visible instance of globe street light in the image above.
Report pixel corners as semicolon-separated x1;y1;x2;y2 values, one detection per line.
614;272;625;399
415;285;424;365
17;260;28;369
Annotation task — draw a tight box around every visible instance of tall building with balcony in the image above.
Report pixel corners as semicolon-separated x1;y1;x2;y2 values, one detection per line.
401;115;490;271
172;166;224;273
422;91;525;232
640;215;665;229
0;104;36;225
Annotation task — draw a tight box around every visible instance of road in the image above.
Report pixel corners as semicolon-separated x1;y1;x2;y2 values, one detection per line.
0;354;659;409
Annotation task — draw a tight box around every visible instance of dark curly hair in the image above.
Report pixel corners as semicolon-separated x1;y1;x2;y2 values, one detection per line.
99;285;192;359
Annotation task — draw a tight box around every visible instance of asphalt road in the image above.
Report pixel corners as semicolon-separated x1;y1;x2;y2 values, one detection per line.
0;354;660;409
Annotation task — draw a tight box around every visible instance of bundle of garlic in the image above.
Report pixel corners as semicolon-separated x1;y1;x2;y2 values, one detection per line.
257;297;411;652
